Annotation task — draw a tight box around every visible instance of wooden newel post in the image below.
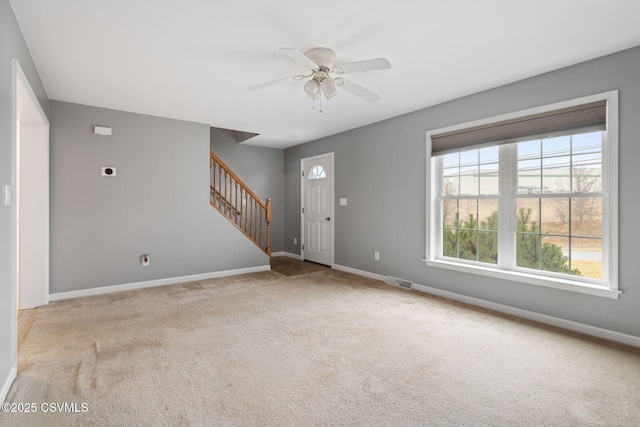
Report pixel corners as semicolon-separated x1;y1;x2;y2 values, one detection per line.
265;198;272;256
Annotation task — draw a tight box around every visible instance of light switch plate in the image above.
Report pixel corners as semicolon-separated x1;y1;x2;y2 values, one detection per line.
3;185;11;206
340;198;348;206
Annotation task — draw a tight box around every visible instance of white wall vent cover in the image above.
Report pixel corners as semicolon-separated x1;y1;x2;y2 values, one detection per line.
385;276;413;289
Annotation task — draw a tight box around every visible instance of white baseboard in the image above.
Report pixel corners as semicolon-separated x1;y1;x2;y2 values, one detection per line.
333;264;640;349
49;265;271;301
1;366;17;403
411;283;640;348
270;251;286;257
332;264;386;281
272;252;302;260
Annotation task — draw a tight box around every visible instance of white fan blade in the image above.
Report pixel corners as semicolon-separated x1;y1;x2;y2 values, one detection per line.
247;75;302;91
334;58;391;74
279;48;319;68
335;78;380;103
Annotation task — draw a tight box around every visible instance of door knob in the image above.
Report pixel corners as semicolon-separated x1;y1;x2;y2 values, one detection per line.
326;217;331;221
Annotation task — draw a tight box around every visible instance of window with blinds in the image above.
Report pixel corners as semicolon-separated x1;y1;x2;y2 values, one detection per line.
425;91;619;298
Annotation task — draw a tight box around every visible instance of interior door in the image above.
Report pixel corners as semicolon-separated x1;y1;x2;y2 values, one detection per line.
302;154;333;266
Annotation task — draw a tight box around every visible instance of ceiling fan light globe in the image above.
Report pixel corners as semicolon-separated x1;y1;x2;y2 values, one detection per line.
303;79;319;96
324;91;338;100
321;79;337;95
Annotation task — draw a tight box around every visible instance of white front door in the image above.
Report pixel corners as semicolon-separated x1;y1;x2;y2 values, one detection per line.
302;154;333;266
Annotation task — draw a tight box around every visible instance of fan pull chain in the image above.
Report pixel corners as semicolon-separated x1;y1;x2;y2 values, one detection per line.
311;90;323;113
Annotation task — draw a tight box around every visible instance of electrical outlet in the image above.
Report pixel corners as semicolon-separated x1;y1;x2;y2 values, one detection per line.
374;251;380;261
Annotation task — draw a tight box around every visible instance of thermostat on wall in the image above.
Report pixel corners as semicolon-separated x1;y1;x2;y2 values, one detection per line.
94;125;112;136
102;167;116;176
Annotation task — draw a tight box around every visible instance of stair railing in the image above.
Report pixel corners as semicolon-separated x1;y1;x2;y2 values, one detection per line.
210;151;271;256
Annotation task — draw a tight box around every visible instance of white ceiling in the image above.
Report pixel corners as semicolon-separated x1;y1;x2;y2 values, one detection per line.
9;0;640;148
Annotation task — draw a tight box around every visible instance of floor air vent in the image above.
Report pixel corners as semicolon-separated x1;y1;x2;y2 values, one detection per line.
384;276;413;289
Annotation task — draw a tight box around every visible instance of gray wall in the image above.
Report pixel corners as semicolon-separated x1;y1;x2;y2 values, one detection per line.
50;101;269;293
284;46;640;338
210;128;284;253
1;0;49;396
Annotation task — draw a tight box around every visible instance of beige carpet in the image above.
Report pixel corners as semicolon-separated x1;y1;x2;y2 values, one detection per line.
2;268;640;426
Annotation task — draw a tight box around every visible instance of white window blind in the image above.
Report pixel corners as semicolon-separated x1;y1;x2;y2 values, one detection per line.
430;100;606;157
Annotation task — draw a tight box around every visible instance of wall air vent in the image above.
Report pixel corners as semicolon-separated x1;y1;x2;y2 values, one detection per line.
384;276;413;289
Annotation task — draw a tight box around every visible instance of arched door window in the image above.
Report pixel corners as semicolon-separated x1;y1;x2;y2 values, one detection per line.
308;165;326;180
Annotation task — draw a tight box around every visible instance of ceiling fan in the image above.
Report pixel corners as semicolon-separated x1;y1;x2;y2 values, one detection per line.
248;48;391;106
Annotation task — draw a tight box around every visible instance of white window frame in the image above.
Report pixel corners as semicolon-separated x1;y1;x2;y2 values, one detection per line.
425;91;620;299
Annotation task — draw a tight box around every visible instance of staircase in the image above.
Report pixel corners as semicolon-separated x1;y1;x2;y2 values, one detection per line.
210;151;271;256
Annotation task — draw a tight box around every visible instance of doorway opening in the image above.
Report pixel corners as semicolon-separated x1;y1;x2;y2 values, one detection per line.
10;59;50;382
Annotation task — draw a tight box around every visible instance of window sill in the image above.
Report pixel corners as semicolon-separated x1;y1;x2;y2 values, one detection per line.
424;259;621;300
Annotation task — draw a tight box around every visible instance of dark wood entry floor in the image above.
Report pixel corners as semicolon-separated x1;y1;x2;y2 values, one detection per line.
270;256;330;276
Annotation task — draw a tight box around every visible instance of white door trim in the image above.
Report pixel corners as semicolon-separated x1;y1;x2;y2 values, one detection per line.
300;152;335;266
14;59;50;311
7;58;49;401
